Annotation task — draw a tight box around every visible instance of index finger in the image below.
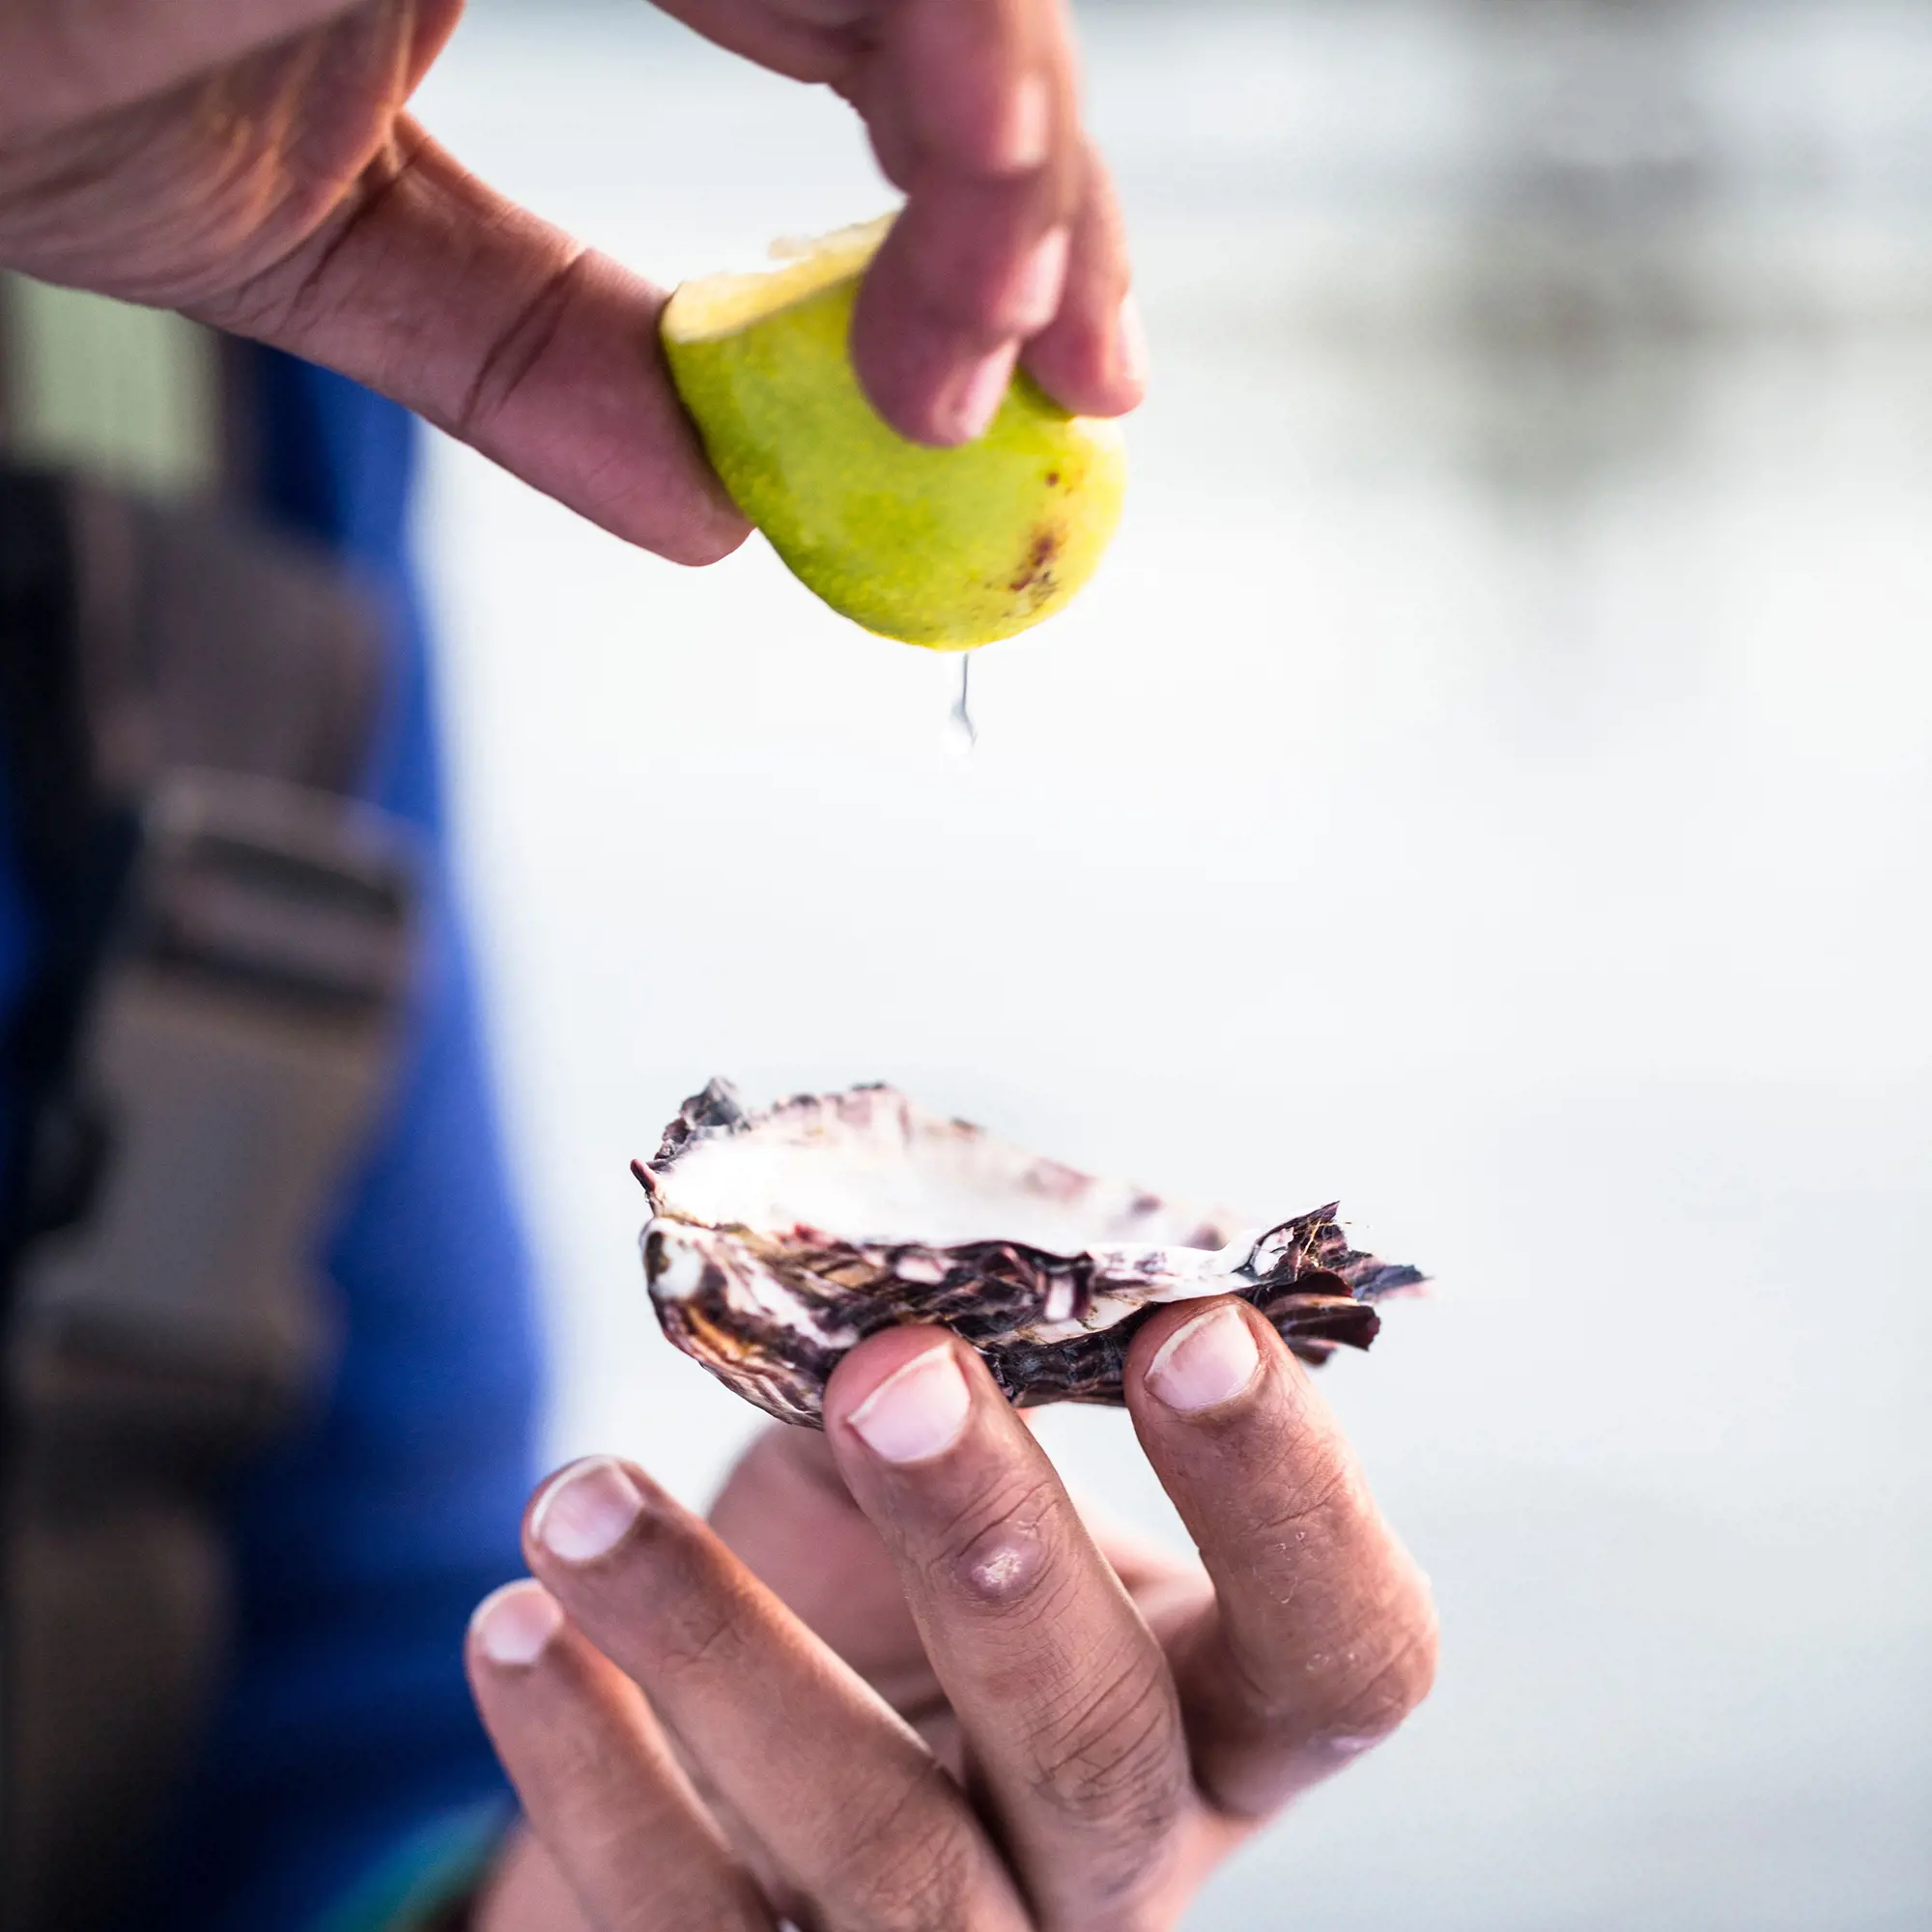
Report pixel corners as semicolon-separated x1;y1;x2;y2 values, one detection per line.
1122;1298;1440;1819
823;1327;1195;1926
849;0;1141;442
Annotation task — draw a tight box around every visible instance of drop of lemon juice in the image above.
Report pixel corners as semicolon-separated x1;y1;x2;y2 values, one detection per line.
943;653;978;756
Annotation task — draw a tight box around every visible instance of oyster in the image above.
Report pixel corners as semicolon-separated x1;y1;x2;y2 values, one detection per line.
637;1081;1427;1427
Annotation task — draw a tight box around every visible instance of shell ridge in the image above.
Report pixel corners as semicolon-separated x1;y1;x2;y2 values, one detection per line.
638;1084;1425;1425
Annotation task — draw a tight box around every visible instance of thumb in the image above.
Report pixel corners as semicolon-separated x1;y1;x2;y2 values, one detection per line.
198;120;748;566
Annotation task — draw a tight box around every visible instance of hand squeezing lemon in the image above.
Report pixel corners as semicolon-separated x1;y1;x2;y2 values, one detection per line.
661;217;1126;650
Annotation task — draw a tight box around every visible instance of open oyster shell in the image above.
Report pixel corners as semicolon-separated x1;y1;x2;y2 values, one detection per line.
637;1080;1427;1428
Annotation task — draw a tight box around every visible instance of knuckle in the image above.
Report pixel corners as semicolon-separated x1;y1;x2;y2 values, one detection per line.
654;1592;749;1680
649;1572;758;1683
1202;1556;1437;1804
625;1518;755;1682
614;1874;761;1932
821;1772;980;1931
217;131;435;344
897;199;1061;335
1029;1648;1188;1852
1297;1583;1441;1755
1335;1595;1441;1738
451;245;591;443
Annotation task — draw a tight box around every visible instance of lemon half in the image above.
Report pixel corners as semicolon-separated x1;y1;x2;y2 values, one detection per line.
661;217;1126;650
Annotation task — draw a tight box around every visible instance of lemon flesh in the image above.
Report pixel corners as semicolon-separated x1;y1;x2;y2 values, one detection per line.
661;218;1126;650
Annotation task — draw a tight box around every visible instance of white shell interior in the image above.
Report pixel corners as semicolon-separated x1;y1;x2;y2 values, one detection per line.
655;1090;1232;1252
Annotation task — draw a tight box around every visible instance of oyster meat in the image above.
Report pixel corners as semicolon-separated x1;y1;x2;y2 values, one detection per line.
637;1080;1427;1427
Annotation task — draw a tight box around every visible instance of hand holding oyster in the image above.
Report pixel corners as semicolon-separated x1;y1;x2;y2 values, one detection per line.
638;1081;1427;1426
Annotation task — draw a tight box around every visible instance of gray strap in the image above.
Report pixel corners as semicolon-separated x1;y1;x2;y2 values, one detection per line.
2;767;418;1929
63;476;381;805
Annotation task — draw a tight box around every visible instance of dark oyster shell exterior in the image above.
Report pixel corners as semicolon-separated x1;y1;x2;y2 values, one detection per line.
638;1080;1427;1427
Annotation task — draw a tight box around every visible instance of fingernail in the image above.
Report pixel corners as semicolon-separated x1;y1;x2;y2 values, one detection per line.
530;1456;644;1563
989;71;1053;173
1008;226;1070;330
942;344;1017;442
1146;1304;1261;1413
847;1344;973;1463
471;1580;563;1666
1115;293;1149;390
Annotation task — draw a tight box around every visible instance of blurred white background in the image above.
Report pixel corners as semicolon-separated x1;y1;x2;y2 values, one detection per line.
415;3;1932;1925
